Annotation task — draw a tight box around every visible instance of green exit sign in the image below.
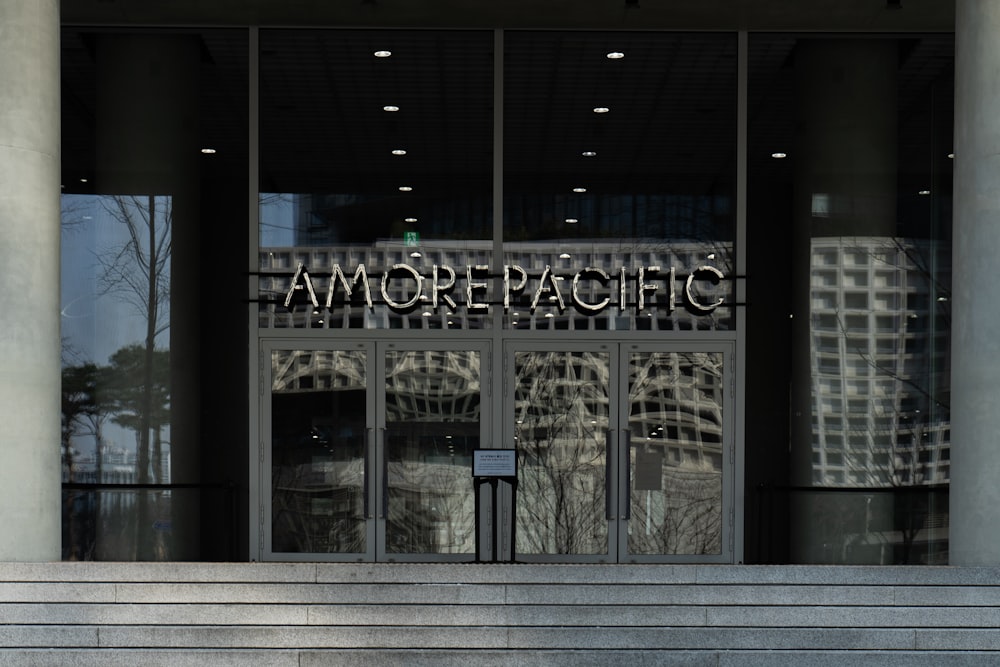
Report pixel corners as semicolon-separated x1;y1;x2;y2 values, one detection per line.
404;231;420;247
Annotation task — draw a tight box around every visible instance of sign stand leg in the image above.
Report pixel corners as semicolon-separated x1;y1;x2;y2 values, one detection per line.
508;478;518;563
490;478;499;562
473;477;482;563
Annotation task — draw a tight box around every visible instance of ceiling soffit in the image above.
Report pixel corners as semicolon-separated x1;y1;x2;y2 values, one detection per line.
62;0;954;33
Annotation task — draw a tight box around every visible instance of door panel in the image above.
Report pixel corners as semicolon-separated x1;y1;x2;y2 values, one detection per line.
381;348;481;558
623;350;725;559
264;340;731;562
507;342;733;563
512;348;613;559
269;347;372;558
265;342;485;562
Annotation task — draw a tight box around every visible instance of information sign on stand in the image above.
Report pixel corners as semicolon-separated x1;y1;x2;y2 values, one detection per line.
473;449;517;478
472;449;518;563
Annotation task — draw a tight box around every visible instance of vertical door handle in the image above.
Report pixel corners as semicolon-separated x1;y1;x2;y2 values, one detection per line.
605;429;614;520
623;430;632;520
363;428;372;519
380;428;389;520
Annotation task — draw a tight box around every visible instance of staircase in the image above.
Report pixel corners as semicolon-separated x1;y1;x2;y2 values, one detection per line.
1;562;1000;665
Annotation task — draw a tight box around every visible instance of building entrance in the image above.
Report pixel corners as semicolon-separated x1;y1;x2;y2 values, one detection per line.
261;338;733;563
506;342;734;563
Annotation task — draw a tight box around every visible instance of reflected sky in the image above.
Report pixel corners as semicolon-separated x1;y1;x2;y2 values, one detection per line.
61;194;172;465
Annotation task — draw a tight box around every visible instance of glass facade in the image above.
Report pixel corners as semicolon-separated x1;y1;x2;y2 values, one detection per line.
59;25;955;564
258;30;494;330
60;28;250;560
503;32;736;332
747;35;954;564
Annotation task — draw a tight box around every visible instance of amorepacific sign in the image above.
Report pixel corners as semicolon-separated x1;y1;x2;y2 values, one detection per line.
283;262;726;314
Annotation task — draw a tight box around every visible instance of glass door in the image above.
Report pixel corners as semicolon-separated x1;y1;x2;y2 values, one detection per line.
264;340;487;562
267;343;374;560
510;344;616;562
377;343;485;561
618;345;732;562
506;341;733;563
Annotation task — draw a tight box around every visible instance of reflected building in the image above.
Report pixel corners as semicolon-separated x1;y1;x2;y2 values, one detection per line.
808;237;951;489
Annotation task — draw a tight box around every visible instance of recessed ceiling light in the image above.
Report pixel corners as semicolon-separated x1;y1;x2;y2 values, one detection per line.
593;107;610;114
391;149;407;155
572;187;587;193
200;148;217;154
383;105;400;112
404;217;418;223
565;218;578;224
607;51;625;59
374;50;392;58
410;251;422;258
80;178;88;183
582;151;597;157
771;152;787;159
918;190;931;195
421;311;432;317
948;153;955;159
545;312;555;318
560;253;571;259
399;186;413;192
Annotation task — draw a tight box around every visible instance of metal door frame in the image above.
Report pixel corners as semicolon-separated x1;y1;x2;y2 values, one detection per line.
615;341;735;564
503;339;735;564
503;341;620;563
374;339;491;563
261;338;490;563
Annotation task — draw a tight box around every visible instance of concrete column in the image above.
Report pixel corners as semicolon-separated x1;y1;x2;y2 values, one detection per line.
950;0;1000;565
0;0;61;561
789;40;898;564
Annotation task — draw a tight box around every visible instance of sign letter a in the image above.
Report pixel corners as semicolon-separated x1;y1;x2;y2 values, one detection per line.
283;263;319;309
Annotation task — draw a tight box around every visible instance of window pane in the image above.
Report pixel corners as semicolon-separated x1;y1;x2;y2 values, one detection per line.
271;350;369;554
747;35;953;565
60;28;249;561
503;32;736;332
259;30;494;330
384;350;480;555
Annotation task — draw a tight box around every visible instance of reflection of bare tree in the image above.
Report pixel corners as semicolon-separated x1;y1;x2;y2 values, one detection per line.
515;351;608;555
97;195;170;480
628;465;722;555
627;351;724;556
97;195;172;560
